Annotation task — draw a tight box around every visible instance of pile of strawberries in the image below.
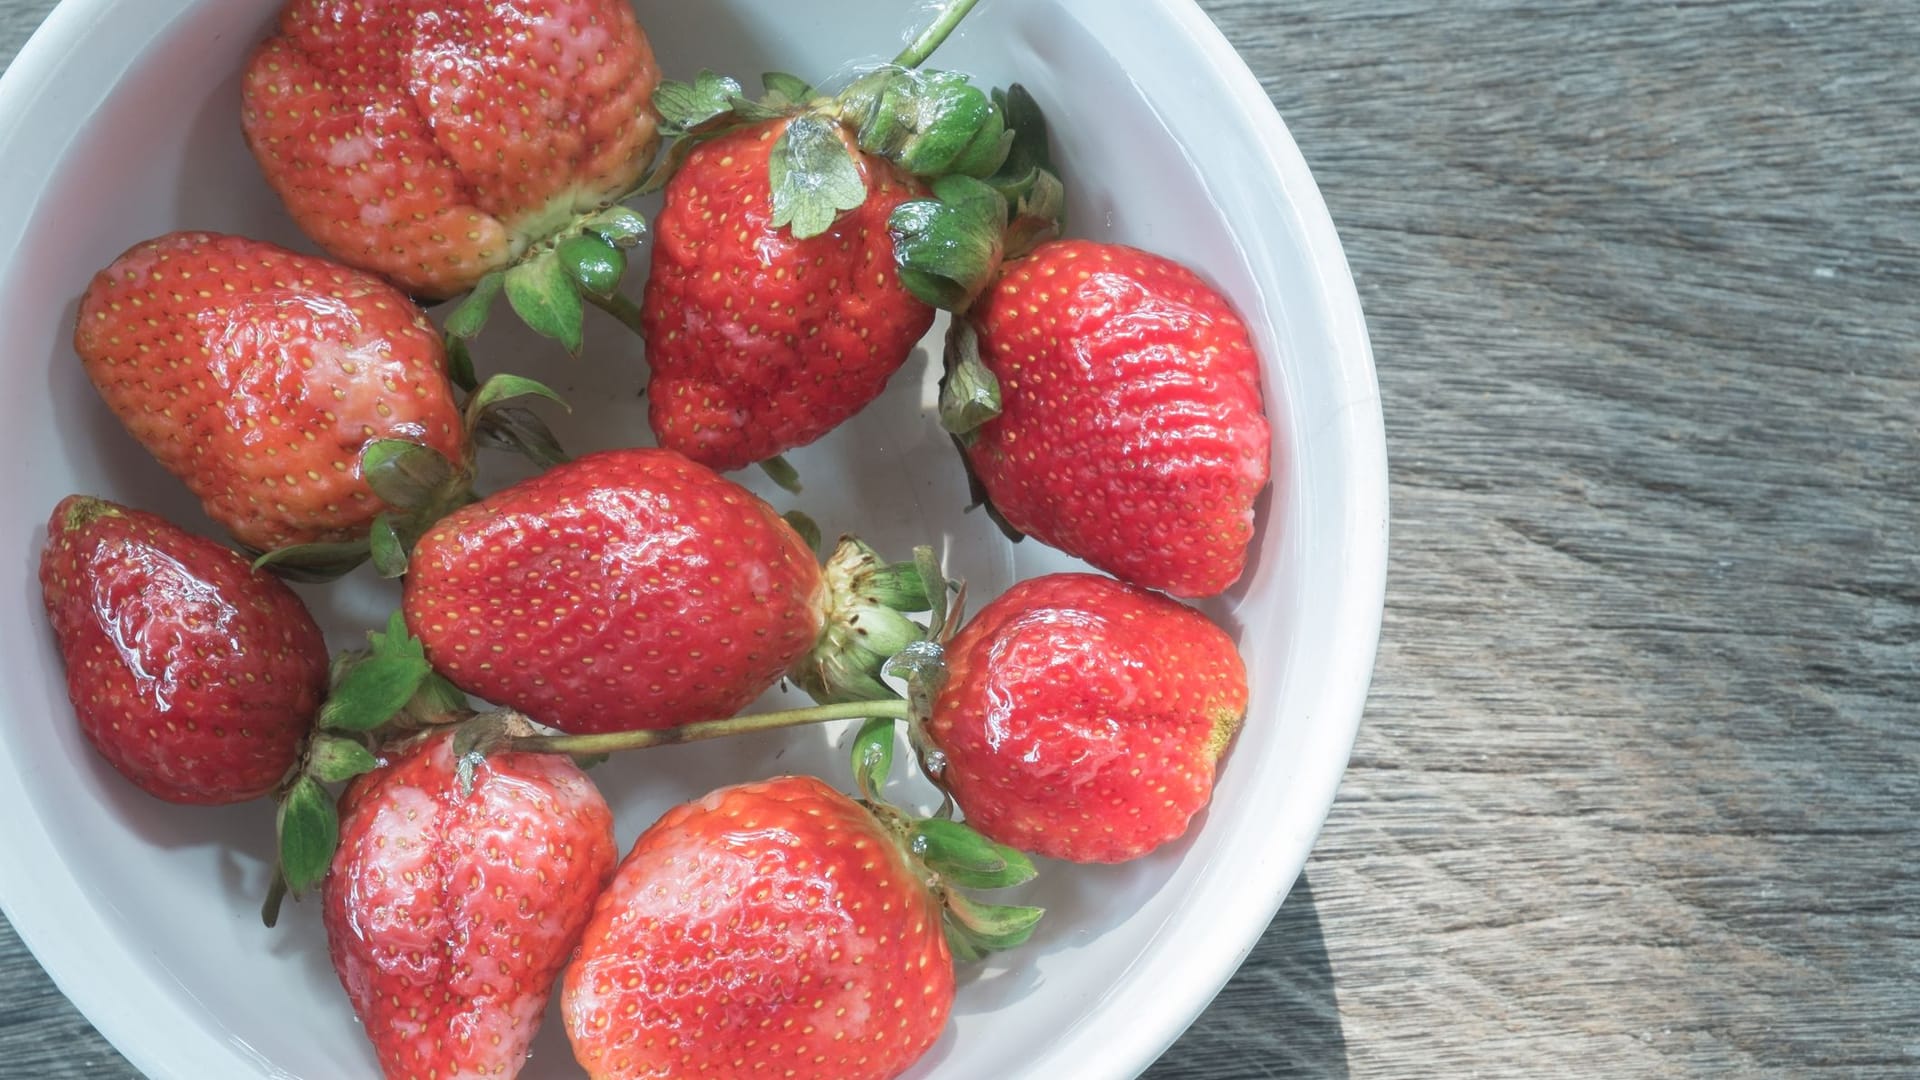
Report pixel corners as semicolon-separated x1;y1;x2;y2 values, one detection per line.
38;2;1274;1078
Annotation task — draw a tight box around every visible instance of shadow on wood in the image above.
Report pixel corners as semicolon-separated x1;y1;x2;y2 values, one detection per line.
1146;872;1349;1079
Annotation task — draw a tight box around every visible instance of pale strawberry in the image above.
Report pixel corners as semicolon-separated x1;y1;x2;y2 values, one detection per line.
242;0;661;301
72;231;468;554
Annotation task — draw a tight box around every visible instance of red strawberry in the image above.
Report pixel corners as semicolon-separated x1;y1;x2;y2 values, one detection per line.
242;0;661;301
927;573;1248;863
563;775;1035;1080
73;232;469;554
403;447;930;734
642;119;934;473
325;726;617;1080
950;239;1272;598
38;496;328;805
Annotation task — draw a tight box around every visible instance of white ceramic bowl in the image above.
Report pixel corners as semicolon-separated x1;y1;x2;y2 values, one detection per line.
0;0;1384;1076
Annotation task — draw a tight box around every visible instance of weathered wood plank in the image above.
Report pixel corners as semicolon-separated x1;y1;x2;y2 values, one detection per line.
4;0;1917;1077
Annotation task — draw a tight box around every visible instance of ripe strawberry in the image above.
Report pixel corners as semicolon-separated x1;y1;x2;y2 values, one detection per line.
641;118;935;473
562;775;1040;1080
38;496;328;805
325;726;617;1080
947;239;1272;599
926;573;1248;863
633;3;1045;475
242;0;661;303
403;447;930;734
73;232;469;555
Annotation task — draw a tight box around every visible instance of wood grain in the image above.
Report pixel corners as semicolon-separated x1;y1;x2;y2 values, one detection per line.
4;0;1916;1077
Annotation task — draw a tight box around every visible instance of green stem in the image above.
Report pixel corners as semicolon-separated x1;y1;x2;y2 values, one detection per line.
892;0;983;69
508;698;912;757
586;290;646;335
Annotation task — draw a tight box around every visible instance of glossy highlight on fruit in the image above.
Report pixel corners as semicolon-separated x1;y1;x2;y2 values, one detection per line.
325;727;617;1080
72;231;468;552
963;239;1271;598
562;775;953;1080
38;496;328;805
243;0;662;299
403;447;827;733
642;119;935;472
930;572;1249;863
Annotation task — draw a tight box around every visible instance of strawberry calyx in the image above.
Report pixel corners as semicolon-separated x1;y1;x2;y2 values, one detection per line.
862;800;1045;963
888;83;1066;314
252;369;572;582
442;203;651;354
639;0;1014;244
790;538;945;705
264;612;471;927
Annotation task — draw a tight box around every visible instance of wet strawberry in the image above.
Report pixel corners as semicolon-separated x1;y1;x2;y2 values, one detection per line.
242;0;661;301
325;726;617;1080
38;496;328;805
949;240;1272;598
73;231;468;554
404;448;928;734
641;118;934;473
563;775;1036;1080
927;573;1248;863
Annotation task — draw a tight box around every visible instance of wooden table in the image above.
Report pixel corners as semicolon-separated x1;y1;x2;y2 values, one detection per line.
5;1;1915;1076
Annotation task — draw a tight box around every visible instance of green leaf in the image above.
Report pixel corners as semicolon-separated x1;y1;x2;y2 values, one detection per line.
445;271;504;340
850;716;896;801
251;538;370;582
405;671;471;726
913;545;948;641
889;176;1008;312
585;205;648;249
862;560;932;611
654;70;747;135
912;818;1037;889
360;439;459;512
896;77;1000;177
943;917;983;964
505;254;584;355
474;406;572;469
945;893;1044;952
938;319;1003;436
307;734;379;784
782;510;822;555
762;71;816;108
445;334;478;394
466;373;570;430
769;114;868;241
319;644;430;733
759;454;803;494
277;776;339;895
992;84;1055;184
557;232;626;300
368;514;409;578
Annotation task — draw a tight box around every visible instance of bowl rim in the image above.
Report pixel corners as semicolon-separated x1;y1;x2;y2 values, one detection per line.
0;0;1386;1077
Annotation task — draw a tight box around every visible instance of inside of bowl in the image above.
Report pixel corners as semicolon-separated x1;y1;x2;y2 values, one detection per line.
0;0;1379;1076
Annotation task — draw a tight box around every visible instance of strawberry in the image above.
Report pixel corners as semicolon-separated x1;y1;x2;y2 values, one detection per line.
633;4;1051;478
324;725;617;1080
925;573;1249;863
37;496;328;805
73;232;470;561
242;0;661;322
561;774;1041;1080
942;239;1272;599
640;118;935;474
403;447;933;734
